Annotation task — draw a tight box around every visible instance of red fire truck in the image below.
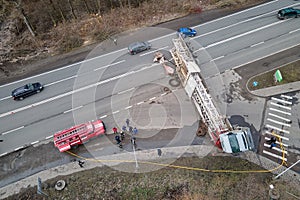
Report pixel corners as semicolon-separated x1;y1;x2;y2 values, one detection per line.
53;120;106;152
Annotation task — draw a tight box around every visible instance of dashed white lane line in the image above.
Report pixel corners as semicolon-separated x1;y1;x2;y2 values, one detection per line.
161;92;168;96
31;140;39;145
63;106;83;114
0;152;8;157
267;118;291;127
14;146;25;151
46;135;53;139
280;94;293;100
45;75;77;87
266;124;290;134
263;150;287;161
0;96;11;101
117;87;135;95
289;28;300;34
137;101;144;105
112;110;120;114
139;46;169;57
149;97;156;101
93;60;126;71
250;41;264;47
211;56;224;62
270;102;291;110
99;115;107;119
1;126;24;135
268;113;291;122
271;97;292;105
269;108;291;115
124;105;132;110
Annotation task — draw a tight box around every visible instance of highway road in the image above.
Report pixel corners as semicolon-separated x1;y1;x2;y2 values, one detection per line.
1;0;300;155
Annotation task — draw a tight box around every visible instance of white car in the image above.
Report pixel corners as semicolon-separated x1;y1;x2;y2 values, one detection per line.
219;127;254;153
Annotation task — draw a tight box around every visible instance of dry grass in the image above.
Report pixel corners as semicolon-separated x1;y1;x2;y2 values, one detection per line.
248;59;300;91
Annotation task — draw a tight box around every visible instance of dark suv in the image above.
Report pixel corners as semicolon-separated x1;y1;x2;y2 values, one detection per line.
12;82;43;100
277;8;300;19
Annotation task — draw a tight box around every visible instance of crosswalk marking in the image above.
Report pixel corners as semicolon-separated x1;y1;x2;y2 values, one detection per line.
280;94;293;100
269;108;291;115
267;118;291;127
266;124;290;134
268;113;292;122
263;143;288;154
270;102;291;110
265;137;288;147
265;130;289;141
271;97;292;105
263;150;287;161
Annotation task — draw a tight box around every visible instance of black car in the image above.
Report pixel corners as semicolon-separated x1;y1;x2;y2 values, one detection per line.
128;41;151;55
12;82;43;100
277;8;300;19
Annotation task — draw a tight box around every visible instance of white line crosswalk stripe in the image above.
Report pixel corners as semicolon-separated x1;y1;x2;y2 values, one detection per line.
266;124;290;134
263;143;288;154
267;118;291;127
268;113;292;122
280;94;293;100
269;108;291;115
265;130;289;141
265;137;288;147
270;102;291;110
271;97;292;105
263;150;287;161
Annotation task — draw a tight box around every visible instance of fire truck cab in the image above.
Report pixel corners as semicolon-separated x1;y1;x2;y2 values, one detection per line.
53;120;106;152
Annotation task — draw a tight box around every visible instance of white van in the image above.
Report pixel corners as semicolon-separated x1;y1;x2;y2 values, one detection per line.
219;127;254;153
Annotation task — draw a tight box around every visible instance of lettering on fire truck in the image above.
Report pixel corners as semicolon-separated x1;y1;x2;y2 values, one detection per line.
53;120;106;152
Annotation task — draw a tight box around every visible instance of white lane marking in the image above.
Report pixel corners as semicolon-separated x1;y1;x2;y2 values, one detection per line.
266;124;290;134
1;126;24;135
99;115;107;119
137;101;144;105
139;46;169;57
211;56;224;62
271;97;292;105
117;87;135;95
280;94;293;100
263;143;288;154
267;118;291;127
268;113;291;122
161;92;167;96
31;141;39;145
149;97;156;101
265;130;289;141
0;96;11;101
205;20;285;49
289;28;300;34
265;137;288;147
124;105;132;110
63;106;83;114
263;150;287;161
0;152;8;157
46;135;53;139
0;64;159;119
112;110;120;114
269;108;291;116
93;60;126;71
250;41;264;47
270;102;291;110
45;75;77;87
14;146;25;151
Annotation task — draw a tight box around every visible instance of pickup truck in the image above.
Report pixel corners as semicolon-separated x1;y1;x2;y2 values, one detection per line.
277;7;300;20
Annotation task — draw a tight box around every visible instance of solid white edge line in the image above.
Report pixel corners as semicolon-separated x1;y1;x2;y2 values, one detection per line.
117;87;135;95
14;146;24;151
0;152;8;157
262;150;287;161
161;92;167;96
149;97;156;101
46;135;53;139
269;108;291;116
1;126;25;135
31;141;39;145
63;106;83;114
99;115;107;119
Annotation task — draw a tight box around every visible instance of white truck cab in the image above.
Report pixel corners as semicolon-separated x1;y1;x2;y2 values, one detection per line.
219;127;254;153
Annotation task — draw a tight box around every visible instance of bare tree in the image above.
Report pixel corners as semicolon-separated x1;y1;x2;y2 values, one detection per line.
67;0;77;19
13;0;36;36
82;0;91;14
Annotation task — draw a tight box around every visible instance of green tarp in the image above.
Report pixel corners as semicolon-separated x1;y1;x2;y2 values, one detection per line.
274;70;283;82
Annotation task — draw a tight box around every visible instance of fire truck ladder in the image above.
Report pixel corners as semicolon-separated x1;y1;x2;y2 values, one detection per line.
171;35;229;142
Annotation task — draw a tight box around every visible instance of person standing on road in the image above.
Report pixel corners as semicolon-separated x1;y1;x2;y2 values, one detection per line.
113;127;118;134
133;127;138;135
126;119;130;127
